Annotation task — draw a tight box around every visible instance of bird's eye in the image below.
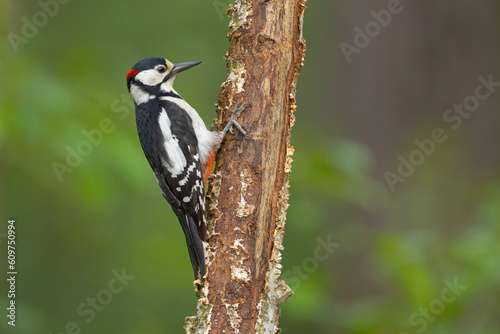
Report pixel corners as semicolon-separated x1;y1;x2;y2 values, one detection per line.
157;66;167;73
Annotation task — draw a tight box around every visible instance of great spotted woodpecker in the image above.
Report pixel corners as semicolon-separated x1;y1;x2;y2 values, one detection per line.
126;57;248;280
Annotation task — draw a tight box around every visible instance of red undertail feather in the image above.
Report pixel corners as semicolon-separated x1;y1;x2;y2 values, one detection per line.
202;149;216;186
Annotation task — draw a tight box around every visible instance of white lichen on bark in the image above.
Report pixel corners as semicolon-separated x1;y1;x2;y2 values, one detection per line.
221;0;251;100
227;63;246;94
206;171;222;237
229;235;250;282
225;303;242;333
236;169;255;217
231;265;251;282
227;0;251;35
185;283;213;334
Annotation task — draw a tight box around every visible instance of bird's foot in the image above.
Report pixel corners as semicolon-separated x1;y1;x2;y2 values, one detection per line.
221;103;251;138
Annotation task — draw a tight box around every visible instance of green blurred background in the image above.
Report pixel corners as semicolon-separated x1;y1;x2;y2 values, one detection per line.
1;0;500;333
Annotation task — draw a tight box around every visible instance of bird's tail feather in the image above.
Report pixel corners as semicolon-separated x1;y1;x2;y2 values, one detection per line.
180;214;206;279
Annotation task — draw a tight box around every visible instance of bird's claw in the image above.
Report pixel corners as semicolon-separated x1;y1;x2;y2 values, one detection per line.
222;103;251;138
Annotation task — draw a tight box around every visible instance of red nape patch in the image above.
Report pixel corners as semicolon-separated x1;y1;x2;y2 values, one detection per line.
126;69;139;80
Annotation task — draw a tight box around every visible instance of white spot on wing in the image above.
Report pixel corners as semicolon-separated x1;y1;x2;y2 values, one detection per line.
178;162;197;186
158;109;187;175
183;196;191;203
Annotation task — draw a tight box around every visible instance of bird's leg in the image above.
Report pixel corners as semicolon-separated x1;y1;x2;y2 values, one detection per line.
220;103;251;138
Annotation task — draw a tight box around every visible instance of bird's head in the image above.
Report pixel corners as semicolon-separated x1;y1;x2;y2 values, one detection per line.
126;57;201;104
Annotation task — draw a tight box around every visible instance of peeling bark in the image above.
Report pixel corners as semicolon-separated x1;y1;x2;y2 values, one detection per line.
185;1;306;333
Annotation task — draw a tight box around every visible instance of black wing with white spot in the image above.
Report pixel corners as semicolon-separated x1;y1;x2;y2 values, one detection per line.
135;98;207;278
154;100;207;278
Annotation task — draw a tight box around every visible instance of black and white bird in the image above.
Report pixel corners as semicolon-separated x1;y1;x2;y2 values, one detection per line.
126;57;248;280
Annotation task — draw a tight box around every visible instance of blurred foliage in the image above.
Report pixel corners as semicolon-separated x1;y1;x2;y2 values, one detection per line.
1;1;500;334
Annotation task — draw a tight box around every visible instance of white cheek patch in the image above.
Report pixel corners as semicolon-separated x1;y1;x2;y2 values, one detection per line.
160;77;175;93
158;109;187;176
135;69;165;86
130;84;154;105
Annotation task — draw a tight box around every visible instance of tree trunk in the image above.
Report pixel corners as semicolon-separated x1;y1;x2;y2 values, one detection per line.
184;0;306;333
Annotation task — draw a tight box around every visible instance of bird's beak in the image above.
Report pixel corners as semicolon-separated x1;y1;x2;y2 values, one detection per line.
171;61;201;75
